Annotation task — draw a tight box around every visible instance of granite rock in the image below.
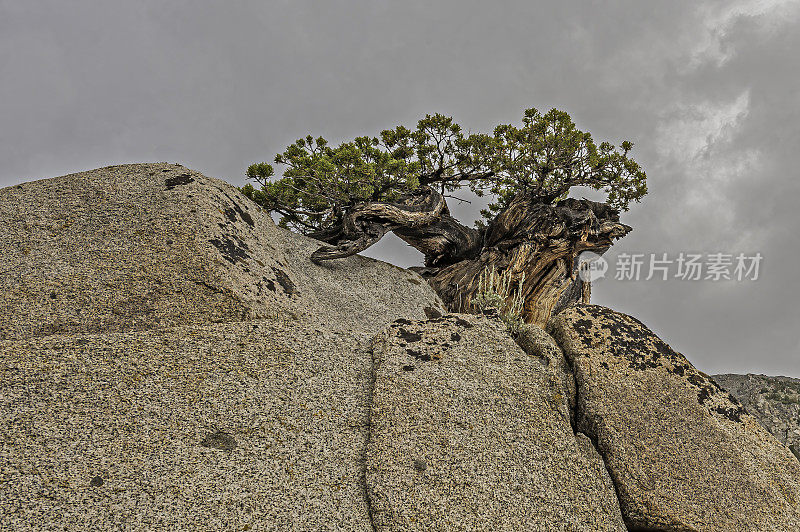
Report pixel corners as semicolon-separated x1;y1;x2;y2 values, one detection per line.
4;164;795;531
0;163;444;340
0;163;444;531
1;320;376;531
549;305;800;531
367;313;626;531
515;323;578;427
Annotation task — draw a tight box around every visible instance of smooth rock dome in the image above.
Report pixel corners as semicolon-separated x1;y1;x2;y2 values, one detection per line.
0;163;443;339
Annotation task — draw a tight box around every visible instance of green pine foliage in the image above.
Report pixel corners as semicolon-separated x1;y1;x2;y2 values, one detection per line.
485;108;647;219
242;108;647;233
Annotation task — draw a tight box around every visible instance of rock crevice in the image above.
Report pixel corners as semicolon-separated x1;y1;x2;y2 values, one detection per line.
514;322;632;528
365;313;626;531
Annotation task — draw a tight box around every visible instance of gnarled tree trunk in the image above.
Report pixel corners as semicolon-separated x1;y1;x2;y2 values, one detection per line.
308;187;630;327
413;195;629;326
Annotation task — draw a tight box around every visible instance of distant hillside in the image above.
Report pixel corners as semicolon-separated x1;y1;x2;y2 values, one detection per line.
714;373;800;459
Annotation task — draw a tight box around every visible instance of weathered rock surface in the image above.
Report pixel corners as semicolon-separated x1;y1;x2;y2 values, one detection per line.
0;164;445;530
550;305;800;531
516;323;578;426
0;163;444;340
367;313;626;531
713;373;800;459
1;320;374;530
4;164;796;531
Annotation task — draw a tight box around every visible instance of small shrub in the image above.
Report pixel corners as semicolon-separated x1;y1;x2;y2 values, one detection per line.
470;266;526;334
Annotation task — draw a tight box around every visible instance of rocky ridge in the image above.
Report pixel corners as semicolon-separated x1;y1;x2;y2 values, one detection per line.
713;373;800;459
1;164;798;531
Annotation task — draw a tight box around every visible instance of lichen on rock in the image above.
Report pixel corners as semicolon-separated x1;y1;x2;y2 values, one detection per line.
549;304;800;531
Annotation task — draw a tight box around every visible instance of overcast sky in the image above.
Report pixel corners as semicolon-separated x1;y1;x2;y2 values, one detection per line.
2;0;798;376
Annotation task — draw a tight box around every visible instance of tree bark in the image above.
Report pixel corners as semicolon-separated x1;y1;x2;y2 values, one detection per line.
309;189;630;327
418;194;630;326
308;186;448;263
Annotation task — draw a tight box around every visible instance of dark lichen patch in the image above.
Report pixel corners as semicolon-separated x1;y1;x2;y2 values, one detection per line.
565;305;749;423
450;332;461;342
398;328;423;343
402;365;415;371
89;476;104;487
696;381;747;423
164;173;194;189
406;348;431;362
239;210;254;226
713;405;746;423
573;318;594;336
698;386;714;404
223;208;238;223
453;317;473;329
201;430;237;451
271;267;296;296
687;374;706;387
228;202;254;226
424;306;442;319
263;278;276;292
218;191;256;227
209;236;250;264
669;364;688;376
393;318;412;325
570;305;687;373
628;359;660;370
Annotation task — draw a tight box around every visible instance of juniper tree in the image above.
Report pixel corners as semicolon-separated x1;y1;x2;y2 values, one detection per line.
243;108;646;325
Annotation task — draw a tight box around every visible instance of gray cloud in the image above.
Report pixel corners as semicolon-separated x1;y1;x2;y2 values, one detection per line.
1;0;797;375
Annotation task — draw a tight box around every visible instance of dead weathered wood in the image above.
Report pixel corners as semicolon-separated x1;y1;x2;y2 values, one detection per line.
420;195;629;326
309;189;629;326
309;187;448;263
